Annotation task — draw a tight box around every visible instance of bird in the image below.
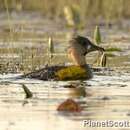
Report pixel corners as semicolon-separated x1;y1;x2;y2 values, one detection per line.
24;35;105;81
67;35;105;66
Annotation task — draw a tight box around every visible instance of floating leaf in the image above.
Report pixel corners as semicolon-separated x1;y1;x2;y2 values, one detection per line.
105;53;116;57
63;84;76;88
57;99;82;112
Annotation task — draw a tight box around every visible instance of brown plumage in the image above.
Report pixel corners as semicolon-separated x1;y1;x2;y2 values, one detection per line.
69;35;105;56
68;35;105;66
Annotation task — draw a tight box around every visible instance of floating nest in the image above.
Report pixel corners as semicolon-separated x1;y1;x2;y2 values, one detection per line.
23;64;93;81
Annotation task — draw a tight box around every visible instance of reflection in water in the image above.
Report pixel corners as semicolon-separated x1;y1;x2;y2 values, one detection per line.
0;73;130;130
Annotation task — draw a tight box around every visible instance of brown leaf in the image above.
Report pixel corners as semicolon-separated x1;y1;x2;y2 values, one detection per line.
57;99;82;112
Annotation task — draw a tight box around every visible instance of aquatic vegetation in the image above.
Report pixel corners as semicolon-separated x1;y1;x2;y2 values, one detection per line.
100;53;107;67
48;37;54;60
63;84;76;88
22;84;33;99
105;53;116;57
95;46;121;67
94;25;101;45
106;47;122;52
55;66;89;81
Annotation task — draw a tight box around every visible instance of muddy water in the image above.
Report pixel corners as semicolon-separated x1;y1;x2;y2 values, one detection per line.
0;71;129;130
0;12;130;130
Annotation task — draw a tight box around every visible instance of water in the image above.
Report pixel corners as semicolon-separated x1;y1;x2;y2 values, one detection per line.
0;12;130;130
0;71;129;130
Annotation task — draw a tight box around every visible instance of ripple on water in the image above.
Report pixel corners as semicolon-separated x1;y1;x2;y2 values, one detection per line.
0;72;130;130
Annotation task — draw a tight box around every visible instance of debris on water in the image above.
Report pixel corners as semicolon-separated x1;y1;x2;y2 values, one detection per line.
92;67;113;72
57;99;82;112
119;84;127;87
48;37;54;59
62;84;76;88
102;96;110;100
106;47;122;52
100;53;107;67
22;84;33;99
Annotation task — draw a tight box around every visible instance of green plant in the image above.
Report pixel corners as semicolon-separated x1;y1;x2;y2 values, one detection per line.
94;25;101;45
22;84;33;99
106;47;122;52
100;53;107;67
48;37;54;65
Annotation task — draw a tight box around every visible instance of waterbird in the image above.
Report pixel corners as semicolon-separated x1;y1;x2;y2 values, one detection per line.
68;35;105;66
24;35;105;81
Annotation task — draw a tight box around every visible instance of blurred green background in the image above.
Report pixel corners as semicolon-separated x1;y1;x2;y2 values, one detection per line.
1;0;130;22
0;0;130;73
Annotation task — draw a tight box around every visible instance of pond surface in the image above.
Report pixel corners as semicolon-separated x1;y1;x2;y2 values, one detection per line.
0;70;130;130
0;12;130;130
